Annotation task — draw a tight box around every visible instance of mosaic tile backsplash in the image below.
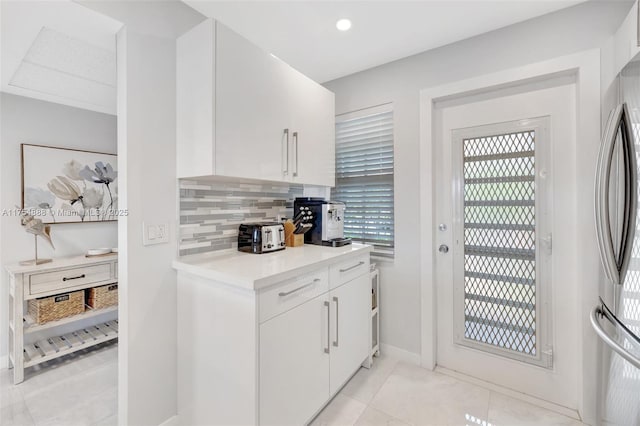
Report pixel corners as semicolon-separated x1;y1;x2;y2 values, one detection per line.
179;180;304;256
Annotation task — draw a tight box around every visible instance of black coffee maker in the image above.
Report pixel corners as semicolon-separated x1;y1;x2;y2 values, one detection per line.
294;198;352;247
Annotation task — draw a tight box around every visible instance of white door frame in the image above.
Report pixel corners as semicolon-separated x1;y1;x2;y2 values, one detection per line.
419;49;601;424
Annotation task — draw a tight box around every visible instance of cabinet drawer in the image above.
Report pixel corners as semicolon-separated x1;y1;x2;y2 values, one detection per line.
259;268;328;323
29;264;112;296
329;255;370;290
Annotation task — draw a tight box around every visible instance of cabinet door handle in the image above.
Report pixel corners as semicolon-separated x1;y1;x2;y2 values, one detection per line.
332;296;339;347
278;278;320;297
282;128;290;176
339;261;364;273
62;274;85;282
324;300;330;354
293;131;299;177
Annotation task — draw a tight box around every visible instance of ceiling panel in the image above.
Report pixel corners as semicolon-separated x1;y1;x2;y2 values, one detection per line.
23;27;116;86
1;1;121;114
10;61;116;109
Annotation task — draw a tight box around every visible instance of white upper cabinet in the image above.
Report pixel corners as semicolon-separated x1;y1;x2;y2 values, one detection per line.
289;71;336;187
177;19;336;186
176;19;215;178
215;23;291;182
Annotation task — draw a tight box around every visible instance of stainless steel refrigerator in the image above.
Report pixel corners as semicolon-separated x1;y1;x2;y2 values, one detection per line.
593;57;640;426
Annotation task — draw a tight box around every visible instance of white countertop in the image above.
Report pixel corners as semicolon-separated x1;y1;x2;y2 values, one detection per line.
173;243;373;290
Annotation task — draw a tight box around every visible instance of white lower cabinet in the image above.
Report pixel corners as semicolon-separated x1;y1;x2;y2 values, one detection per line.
260;273;369;425
260;294;330;426
328;273;370;395
176;251;371;426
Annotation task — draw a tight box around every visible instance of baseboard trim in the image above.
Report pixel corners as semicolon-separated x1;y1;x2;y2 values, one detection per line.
379;343;421;365
434;366;581;421
158;415;179;426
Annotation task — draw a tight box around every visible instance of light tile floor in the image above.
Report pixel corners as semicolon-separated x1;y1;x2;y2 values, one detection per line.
312;355;586;426
1;345;585;426
1;341;118;426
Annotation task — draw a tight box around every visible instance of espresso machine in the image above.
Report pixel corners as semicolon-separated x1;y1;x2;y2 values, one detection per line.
293;198;352;247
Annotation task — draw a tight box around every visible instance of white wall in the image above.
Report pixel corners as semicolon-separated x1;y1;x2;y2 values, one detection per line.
324;0;632;359
116;28;179;425
0;93;117;361
75;2;204;423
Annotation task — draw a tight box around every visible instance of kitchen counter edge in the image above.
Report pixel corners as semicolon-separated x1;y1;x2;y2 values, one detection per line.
172;244;373;291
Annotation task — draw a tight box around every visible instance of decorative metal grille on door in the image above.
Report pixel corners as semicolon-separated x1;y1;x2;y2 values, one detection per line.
461;130;537;357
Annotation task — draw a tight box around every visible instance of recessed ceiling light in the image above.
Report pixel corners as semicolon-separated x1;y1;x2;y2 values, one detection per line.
336;19;352;32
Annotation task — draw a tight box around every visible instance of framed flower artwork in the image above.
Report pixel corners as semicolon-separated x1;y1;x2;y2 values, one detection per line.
21;144;118;224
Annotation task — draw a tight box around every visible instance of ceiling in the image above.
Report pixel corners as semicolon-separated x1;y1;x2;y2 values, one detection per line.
78;0;206;40
185;0;586;83
1;1;122;115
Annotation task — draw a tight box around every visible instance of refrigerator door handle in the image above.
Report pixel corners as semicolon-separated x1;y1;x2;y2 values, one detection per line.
591;302;640;370
595;106;622;283
618;103;637;284
595;103;637;285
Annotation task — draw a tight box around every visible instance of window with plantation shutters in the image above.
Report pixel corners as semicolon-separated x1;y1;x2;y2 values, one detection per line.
331;106;394;256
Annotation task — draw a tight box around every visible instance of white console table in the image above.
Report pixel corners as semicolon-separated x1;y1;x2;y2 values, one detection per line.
6;254;119;384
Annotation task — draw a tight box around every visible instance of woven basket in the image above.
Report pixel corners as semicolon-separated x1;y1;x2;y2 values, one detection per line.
87;284;118;309
28;291;84;324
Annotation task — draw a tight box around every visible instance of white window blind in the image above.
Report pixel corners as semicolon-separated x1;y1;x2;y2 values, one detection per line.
332;107;394;255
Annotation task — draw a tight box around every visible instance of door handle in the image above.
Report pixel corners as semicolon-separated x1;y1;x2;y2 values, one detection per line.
618;104;637;284
282;128;289;176
595;106;619;284
332;296;339;347
293;131;299;177
324;300;330;354
595;103;637;285
590;302;640;369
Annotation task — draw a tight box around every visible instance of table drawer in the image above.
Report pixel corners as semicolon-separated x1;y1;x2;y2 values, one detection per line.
329;255;370;290
29;264;112;296
259;268;329;323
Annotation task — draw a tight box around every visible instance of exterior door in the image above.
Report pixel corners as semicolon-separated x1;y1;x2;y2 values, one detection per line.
434;83;578;409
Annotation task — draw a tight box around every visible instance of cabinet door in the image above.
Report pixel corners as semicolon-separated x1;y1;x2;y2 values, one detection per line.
290;73;336;187
260;294;330;426
176;19;215;178
329;273;370;395
215;23;291;182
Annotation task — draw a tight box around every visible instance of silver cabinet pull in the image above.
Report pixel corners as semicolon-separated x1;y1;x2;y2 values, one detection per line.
293;131;299;177
282;129;290;176
339;261;364;273
62;274;85;282
332;296;339;347
278;278;320;297
324;300;330;354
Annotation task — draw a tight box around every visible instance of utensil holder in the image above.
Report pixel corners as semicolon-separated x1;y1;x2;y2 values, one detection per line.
284;219;304;247
287;233;304;247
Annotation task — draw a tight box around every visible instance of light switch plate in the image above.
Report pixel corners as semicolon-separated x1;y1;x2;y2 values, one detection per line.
143;222;169;246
